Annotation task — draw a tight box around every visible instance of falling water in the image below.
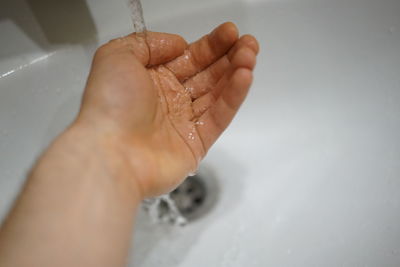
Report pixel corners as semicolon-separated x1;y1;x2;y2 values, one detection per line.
128;0;147;33
127;0;189;226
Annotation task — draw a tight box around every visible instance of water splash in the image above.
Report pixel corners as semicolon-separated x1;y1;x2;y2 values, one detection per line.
142;194;187;226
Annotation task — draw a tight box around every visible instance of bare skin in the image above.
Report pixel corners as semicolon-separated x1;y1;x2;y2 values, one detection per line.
0;22;258;267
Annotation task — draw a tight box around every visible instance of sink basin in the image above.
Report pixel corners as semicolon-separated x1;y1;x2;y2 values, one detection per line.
1;0;400;266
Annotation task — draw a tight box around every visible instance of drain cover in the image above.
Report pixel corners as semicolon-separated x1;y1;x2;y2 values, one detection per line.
142;167;218;224
170;174;207;219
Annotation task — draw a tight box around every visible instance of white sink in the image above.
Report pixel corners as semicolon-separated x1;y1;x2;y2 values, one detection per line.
1;0;400;266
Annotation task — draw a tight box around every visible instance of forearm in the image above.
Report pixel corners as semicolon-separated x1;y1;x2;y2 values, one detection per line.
0;123;142;267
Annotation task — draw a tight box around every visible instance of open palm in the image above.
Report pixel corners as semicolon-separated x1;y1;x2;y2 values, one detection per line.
79;22;259;197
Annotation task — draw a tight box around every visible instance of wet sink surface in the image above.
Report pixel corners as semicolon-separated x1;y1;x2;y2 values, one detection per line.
1;0;400;266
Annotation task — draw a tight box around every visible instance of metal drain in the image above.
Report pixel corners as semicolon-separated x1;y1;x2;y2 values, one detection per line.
170;175;206;217
142;167;218;224
170;169;218;221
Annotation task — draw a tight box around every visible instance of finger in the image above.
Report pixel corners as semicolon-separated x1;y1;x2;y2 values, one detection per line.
145;32;188;66
196;68;253;149
183;56;230;100
191;46;256;119
105;31;188;66
165;22;239;82
227;34;260;58
183;34;259;99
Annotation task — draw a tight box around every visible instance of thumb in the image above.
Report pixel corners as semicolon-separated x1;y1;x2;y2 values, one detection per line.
123;31;188;66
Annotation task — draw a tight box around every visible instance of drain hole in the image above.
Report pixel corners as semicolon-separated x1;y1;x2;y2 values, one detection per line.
186;187;194;193
194;197;203;205
142;166;219;225
170;174;211;220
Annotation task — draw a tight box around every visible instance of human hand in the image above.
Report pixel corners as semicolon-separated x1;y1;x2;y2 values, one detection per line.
75;22;259;198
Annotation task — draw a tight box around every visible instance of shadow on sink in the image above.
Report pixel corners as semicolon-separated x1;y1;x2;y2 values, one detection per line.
0;0;98;60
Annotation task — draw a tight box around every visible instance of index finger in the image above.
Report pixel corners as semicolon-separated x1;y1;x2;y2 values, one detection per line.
165;22;239;82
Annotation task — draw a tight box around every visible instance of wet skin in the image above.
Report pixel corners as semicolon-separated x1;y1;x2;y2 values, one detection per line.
80;22;259;197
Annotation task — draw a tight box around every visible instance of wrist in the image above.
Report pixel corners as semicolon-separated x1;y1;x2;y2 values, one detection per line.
67;117;189;199
35;121;145;202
